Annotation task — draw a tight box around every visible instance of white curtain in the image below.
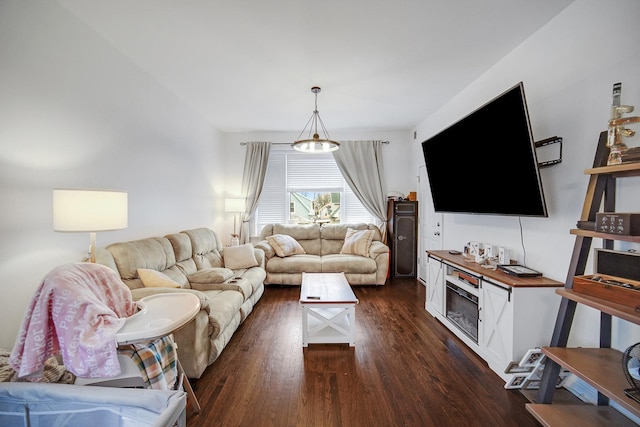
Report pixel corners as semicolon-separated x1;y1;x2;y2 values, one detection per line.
332;140;388;243
239;142;271;244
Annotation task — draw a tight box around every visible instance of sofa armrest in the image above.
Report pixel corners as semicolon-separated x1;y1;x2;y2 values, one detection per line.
254;240;275;259
253;247;266;268
130;287;210;314
369;241;389;258
369;241;390;285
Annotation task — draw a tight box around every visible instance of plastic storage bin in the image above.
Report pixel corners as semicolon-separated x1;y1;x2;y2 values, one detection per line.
0;382;186;427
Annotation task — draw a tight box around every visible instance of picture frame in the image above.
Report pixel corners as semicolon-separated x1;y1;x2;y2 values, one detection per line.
504;348;570;390
504;374;529;389
504;361;534;374
527;362;546;380
521;372;568;390
522;378;541;390
520;349;545;367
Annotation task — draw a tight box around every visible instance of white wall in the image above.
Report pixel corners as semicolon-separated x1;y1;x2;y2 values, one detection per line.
412;0;640;350
0;1;226;348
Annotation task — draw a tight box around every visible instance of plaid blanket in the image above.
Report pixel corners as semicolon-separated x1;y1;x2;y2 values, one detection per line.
120;335;178;390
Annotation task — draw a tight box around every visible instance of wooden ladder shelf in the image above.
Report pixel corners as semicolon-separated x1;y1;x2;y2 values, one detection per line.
526;131;640;426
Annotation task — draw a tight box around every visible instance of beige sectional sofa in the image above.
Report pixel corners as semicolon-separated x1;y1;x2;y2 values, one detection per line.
255;223;389;286
96;228;265;379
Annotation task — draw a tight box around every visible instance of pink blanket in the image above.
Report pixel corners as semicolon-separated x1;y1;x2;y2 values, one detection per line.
10;262;136;379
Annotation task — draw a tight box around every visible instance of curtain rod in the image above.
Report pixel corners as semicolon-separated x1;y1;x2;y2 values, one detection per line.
240;141;390;146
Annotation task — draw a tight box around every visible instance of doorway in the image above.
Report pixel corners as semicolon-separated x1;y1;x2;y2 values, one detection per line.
417;165;442;284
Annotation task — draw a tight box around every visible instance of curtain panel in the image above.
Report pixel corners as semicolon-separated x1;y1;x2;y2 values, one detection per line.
239;141;271;244
332;140;388;243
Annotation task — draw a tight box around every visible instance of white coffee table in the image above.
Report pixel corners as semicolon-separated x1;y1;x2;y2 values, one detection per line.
299;272;359;347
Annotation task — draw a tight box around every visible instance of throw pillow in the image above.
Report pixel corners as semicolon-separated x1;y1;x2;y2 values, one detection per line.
223;243;259;269
340;228;375;257
137;268;181;288
266;234;306;257
188;267;234;284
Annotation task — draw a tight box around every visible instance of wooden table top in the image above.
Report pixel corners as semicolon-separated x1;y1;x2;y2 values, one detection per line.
300;272;359;304
427;250;563;288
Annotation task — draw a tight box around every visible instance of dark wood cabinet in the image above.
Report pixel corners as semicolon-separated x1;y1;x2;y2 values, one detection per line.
387;200;418;279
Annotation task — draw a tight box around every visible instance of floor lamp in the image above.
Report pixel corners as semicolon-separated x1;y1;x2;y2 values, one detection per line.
224;198;245;246
53;189;128;262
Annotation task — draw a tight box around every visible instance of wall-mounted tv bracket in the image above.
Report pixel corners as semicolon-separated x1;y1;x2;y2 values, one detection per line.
535;136;562;167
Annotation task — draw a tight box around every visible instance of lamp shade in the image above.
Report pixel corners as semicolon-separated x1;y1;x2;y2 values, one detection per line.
53;189;128;232
224;198;245;213
292;87;340;153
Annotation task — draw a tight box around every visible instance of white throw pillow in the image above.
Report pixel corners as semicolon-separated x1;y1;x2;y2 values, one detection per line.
223;243;259;269
266;234;306;257
340;228;374;257
137;268;181;288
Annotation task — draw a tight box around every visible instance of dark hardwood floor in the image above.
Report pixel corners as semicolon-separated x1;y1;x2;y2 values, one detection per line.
186;279;539;426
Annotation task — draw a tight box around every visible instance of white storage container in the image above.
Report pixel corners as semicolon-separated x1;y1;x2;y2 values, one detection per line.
0;382;186;427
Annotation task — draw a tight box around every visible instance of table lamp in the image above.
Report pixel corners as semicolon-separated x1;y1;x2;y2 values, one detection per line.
53;188;128;262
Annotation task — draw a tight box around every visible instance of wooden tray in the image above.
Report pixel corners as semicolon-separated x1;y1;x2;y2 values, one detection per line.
573;274;640;309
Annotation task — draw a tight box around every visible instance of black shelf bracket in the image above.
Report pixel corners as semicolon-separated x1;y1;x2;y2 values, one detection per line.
535;136;563;167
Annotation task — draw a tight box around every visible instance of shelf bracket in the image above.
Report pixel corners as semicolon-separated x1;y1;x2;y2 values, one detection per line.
535;136;563;167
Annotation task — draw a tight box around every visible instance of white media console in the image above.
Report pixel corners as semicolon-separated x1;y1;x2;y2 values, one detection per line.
425;250;562;382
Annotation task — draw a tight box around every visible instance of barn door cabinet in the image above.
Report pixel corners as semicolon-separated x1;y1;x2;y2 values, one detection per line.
426;251;562;381
426;253;445;316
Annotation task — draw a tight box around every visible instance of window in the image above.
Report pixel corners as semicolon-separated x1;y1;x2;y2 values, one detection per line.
254;146;375;234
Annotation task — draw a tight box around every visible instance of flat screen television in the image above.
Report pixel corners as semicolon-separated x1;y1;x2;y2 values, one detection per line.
421;82;548;217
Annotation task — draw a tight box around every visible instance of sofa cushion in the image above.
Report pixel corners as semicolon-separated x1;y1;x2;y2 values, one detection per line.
107;237;183;289
166;232;199;277
196;289;244;340
266;254;322;273
268;223;322;255
322;254;378;274
182;228;224;269
188;268;234;284
341;228;375;257
137;268;182;288
321;223;379;255
223;244;259;269
266;234;306;257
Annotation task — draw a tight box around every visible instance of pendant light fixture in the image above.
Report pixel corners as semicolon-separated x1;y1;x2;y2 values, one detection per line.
292;86;340;153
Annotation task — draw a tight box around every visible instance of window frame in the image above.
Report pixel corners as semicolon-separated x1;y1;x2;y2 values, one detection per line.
253;145;375;235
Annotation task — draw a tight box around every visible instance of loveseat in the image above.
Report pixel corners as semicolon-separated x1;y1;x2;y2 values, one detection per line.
96;227;265;379
255;223;389;286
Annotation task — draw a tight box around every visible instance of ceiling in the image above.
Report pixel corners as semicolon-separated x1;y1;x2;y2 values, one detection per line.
58;0;574;134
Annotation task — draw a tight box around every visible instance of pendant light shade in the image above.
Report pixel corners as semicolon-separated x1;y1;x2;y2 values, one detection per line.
292;87;340;153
